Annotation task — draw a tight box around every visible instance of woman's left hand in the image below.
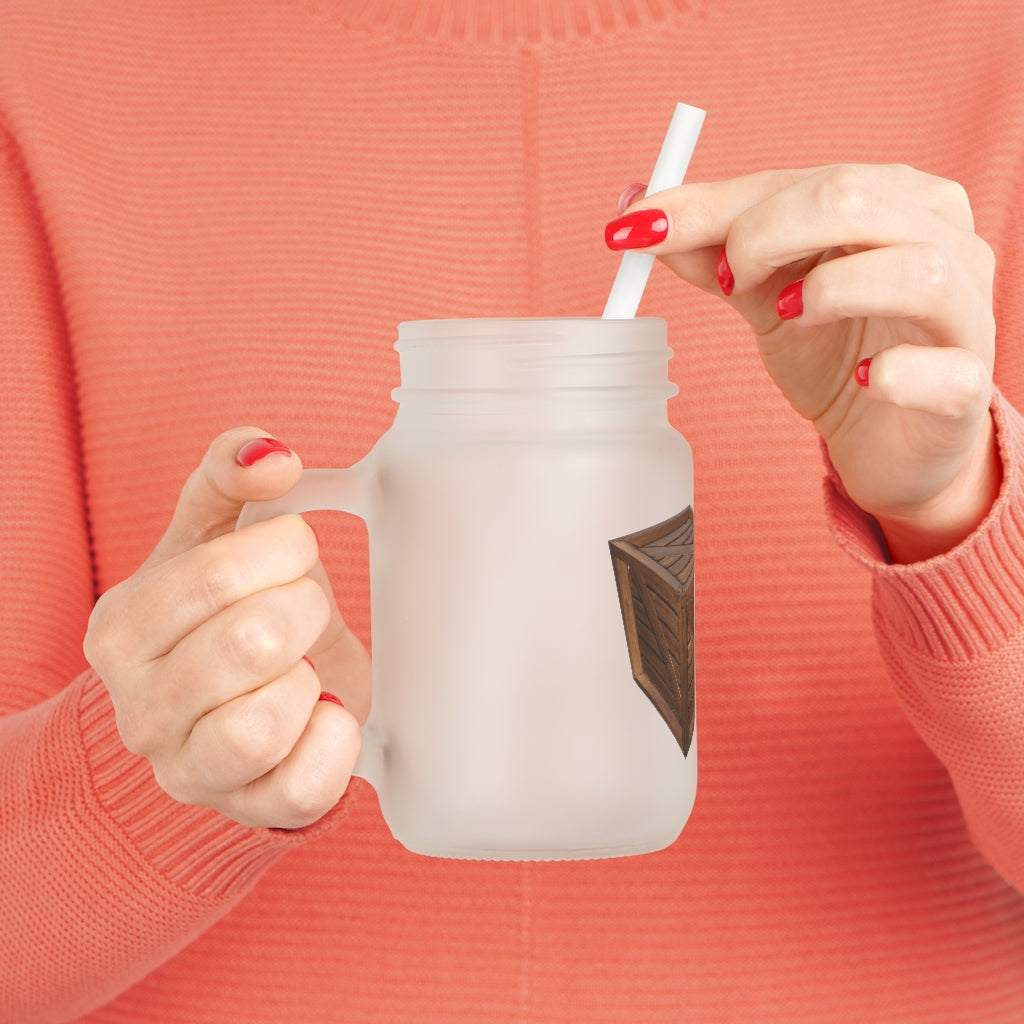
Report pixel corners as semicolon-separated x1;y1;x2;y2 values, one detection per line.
606;164;1000;562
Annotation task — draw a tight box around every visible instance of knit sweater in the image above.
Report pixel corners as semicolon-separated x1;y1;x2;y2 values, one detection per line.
1;1;1023;1021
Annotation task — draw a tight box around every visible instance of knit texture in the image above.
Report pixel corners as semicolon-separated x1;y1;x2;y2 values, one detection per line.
1;1;1023;1021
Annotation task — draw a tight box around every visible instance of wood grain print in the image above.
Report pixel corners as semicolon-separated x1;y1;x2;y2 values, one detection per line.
609;508;694;756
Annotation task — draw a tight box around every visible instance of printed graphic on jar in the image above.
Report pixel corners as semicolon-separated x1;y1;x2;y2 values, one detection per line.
609;507;694;756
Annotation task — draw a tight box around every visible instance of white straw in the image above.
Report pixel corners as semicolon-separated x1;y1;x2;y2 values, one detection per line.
602;102;706;319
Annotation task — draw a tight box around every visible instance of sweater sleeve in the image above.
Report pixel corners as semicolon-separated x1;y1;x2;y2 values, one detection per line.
825;391;1024;895
0;129;353;1023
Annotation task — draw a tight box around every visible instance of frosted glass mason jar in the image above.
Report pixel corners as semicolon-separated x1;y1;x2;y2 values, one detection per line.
239;318;696;860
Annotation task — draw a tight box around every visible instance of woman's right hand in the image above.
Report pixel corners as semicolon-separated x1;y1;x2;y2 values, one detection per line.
83;428;370;830
608;165;998;562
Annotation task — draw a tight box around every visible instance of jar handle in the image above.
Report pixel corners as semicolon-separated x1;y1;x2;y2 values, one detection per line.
236;464;385;792
236;466;373;525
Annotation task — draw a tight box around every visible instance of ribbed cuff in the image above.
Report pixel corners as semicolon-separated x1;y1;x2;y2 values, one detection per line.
824;391;1024;661
77;669;355;904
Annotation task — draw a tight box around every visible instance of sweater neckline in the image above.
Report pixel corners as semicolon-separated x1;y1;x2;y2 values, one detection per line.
319;0;704;45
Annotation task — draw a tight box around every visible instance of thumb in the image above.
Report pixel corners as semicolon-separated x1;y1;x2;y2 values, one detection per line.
145;427;304;568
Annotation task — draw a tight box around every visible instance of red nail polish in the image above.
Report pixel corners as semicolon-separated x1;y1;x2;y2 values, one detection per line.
855;357;872;387
302;655;316;672
318;691;345;708
616;182;648;216
235;437;293;468
604;208;669;250
716;248;734;296
776;280;804;320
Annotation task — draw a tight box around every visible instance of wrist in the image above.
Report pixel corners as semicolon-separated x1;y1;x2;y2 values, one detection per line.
873;412;1002;563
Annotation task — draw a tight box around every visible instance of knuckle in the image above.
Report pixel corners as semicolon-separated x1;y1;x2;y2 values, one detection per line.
928;175;975;232
222;607;290;674
219;577;327;677
908;243;953;297
195;550;248;612
766;167;802;195
938;177;971;214
221;696;291;769
83;587;130;669
278;763;337;826
885;161;915;180
821;165;879;224
947;355;989;407
81;619;108;672
919;353;990;421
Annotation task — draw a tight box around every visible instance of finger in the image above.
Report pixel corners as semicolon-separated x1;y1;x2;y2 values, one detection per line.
227;689;361;829
168;656;322;799
796;243;995;358
615;168;811;257
303;567;373;725
615;164;975;271
721;165;974;294
146;427;303;568
110;512;320;662
159;573;332;738
858;343;992;423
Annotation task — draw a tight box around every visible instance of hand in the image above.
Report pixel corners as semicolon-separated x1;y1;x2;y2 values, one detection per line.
607;165;1000;562
84;428;370;829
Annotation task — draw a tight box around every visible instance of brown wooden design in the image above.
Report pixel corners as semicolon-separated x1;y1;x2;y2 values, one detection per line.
609;507;694;756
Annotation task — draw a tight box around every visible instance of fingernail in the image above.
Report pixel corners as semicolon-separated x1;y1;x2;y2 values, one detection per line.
302;655;316;672
604;208;669;250
235;437;293;468
776;280;804;320
616;182;648;216
716;247;734;296
317;691;345;708
855;357;872;387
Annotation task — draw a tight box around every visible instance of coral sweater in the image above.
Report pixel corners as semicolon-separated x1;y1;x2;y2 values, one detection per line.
2;1;1023;1021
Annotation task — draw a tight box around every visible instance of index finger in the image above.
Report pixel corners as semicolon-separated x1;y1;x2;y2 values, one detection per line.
626;163;975;257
